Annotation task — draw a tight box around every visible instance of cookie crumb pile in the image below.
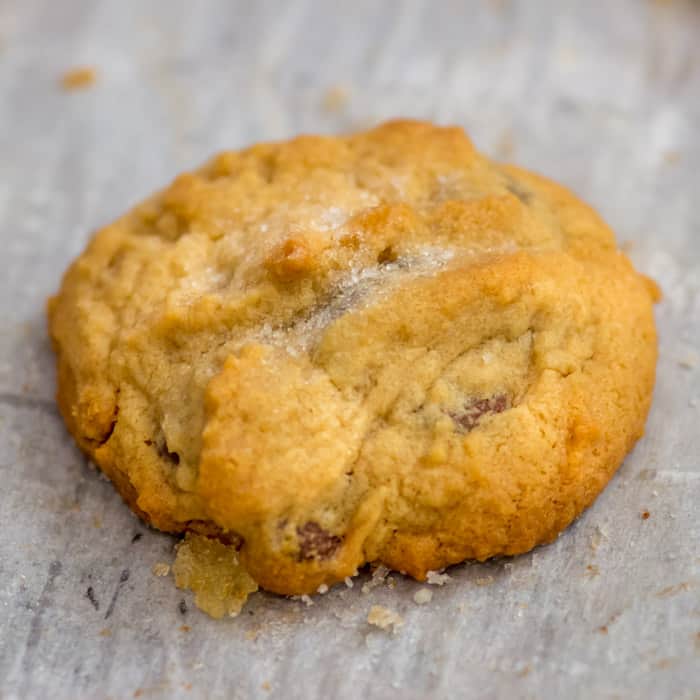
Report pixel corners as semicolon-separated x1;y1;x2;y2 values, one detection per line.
367;605;404;632
48;120;658;615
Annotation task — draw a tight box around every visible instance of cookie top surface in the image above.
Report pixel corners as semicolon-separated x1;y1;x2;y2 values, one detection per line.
49;120;658;594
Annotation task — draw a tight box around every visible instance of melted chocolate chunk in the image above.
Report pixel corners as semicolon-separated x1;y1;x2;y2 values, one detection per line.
450;394;509;432
377;246;398;265
297;522;342;560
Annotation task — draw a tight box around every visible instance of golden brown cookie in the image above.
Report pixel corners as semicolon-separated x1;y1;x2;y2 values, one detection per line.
48;120;659;595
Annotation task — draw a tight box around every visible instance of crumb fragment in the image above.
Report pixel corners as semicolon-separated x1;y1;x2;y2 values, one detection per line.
99;627;111;637
426;570;451;586
589;524;608;552
362;564;390;594
474;575;494;586
585;564;600;577
367;605;403;632
413;588;433;605
344;576;354;588
300;594;314;607
317;583;329;594
641;510;651;520
60;66;96;90
172;533;258;619
152;562;170;577
678;353;698;369
322;85;350;113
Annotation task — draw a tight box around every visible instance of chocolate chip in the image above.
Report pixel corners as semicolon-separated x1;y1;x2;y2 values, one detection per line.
450;394;509;432
377;246;397;265
296;522;342;561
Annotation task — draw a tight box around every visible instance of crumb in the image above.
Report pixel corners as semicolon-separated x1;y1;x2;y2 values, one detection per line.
93;515;102;528
317;583;329;594
598;625;608;634
367;605;403;633
60;66;97;91
589;524;608;552
152;562;171;577
678;354;698;369
99;627;112;637
322;85;349;113
426;570;451;586
172;533;258;619
300;594;313;607
413;588;433;605
179;624;191;633
585;564;600;577
474;575;494;586
344;576;354;589
262;681;271;691
178;599;187;615
245;627;262;641
361;564;390;593
641;510;650;520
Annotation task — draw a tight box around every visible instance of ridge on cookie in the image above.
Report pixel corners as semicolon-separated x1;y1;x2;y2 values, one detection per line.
48;119;659;596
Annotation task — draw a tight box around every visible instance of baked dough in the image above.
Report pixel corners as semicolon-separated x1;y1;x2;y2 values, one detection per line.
48;120;659;595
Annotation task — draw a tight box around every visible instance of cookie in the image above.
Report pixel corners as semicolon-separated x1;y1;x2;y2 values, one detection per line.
48;119;659;595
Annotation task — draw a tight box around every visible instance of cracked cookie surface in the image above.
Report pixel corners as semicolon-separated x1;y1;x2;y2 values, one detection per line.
48;120;659;595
